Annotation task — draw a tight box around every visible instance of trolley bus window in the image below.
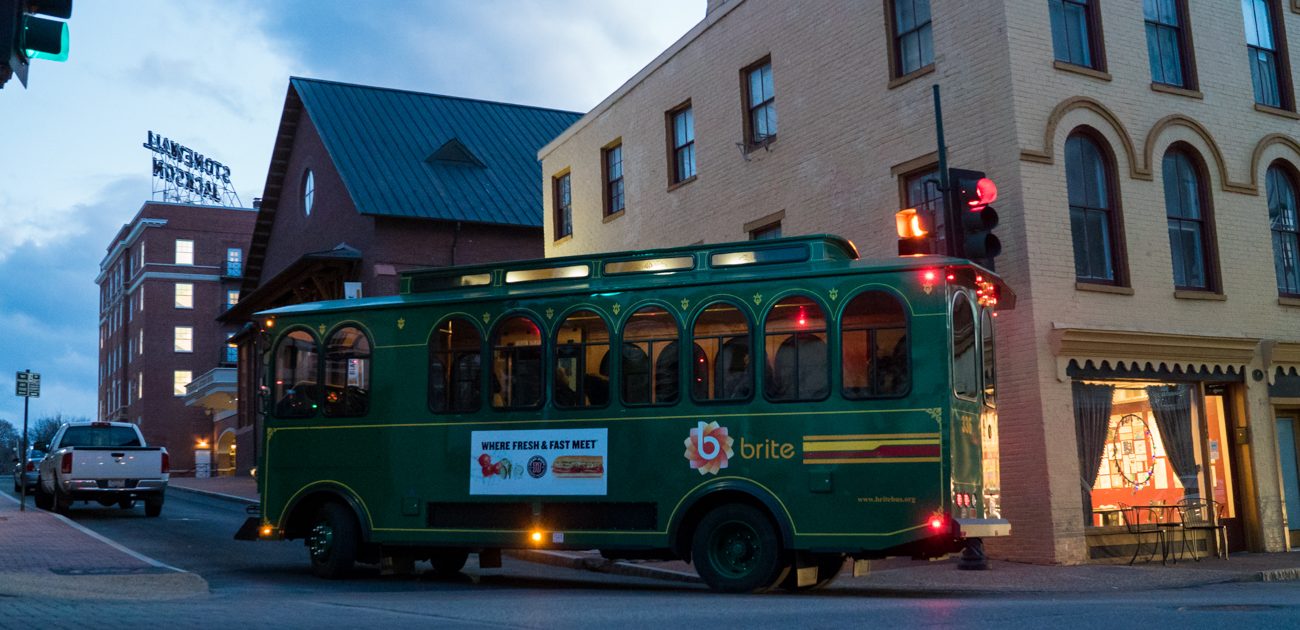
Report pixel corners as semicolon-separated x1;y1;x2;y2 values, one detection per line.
621;306;680;405
952;293;979;399
429;317;482;413
764;295;829;402
841;291;910;399
323;326;371;417
274;330;319;418
692;301;752;401
981;309;996;407
492;316;543;409
555;310;610;408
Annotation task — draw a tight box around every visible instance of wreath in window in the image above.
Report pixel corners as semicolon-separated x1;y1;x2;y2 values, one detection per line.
1108;413;1157;490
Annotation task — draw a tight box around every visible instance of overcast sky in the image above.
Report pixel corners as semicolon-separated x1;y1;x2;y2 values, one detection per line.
0;0;703;428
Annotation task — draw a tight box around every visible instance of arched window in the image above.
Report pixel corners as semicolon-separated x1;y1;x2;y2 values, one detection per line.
765;295;828;402
323;326;371;417
692;301;752;401
429;317;482;413
952;294;978;399
1163;149;1215;291
841;291;909;399
1065;132;1123;283
621;306;679;405
554;310;610;408
491;316;543;409
1267;163;1300;296
273;330;319;418
302;169;315;216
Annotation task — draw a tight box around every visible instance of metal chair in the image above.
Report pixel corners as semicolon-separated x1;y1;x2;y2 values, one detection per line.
1120;503;1165;565
1174;498;1229;561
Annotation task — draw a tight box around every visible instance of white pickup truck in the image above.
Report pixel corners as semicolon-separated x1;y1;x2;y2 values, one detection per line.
34;421;169;517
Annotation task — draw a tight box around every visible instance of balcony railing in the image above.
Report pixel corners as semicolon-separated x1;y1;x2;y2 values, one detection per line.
183;366;238;411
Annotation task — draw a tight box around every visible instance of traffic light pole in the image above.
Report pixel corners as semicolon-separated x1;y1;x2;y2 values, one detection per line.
932;85;955;256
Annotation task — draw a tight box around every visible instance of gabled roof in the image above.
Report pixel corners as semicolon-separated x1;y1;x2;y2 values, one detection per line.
242;77;582;294
293;77;581;226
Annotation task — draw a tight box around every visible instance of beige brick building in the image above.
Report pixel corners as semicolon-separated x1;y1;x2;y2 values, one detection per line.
540;0;1300;563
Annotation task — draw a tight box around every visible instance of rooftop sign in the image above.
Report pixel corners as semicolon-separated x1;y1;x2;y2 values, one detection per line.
143;131;240;206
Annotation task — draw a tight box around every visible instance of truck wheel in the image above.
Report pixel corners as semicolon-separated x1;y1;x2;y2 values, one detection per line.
118;499;136;510
34;483;53;510
781;553;846;591
144;497;164;517
308;502;359;579
429;550;469;575
691;503;788;593
53;487;72;516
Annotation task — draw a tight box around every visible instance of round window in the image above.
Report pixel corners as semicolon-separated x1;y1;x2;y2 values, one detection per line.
303;169;315;216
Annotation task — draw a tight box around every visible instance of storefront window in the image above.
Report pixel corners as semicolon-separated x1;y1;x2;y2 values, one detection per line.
1075;381;1232;527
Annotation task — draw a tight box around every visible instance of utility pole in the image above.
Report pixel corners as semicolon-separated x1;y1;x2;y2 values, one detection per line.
15;369;39;511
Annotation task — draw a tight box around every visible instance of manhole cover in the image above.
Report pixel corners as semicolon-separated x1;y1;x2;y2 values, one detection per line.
1179;604;1287;612
49;567;173;576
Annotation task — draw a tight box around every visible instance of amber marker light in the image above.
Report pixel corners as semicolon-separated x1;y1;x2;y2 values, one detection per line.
264;317;275;329
895;208;926;239
531;531;544;543
260;525;274;537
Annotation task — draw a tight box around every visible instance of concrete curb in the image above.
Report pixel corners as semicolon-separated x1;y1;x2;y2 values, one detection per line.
169;484;258;506
1256;567;1300;582
507;549;701;584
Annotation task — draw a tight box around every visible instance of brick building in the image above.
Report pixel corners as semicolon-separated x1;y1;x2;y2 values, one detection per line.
97;201;256;475
539;0;1300;561
208;77;581;476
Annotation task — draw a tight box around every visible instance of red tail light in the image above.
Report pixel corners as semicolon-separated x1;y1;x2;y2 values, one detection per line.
25;462;35;472
929;516;945;531
61;452;73;474
161;452;170;474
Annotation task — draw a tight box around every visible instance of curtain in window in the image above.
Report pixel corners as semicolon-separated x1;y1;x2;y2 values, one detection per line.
1073;382;1114;524
1147;384;1198;499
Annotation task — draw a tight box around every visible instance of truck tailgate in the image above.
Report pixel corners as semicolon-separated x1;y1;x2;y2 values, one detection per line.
68;447;164;480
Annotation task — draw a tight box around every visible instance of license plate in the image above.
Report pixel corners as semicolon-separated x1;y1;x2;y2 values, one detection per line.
107;479;125;488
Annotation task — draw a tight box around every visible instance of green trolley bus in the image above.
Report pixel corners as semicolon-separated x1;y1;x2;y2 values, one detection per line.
237;234;1012;593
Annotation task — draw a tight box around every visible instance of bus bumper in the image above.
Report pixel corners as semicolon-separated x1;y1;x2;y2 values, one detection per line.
955;518;1011;538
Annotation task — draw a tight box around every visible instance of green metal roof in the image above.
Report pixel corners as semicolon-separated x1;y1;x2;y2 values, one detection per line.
292;77;582;227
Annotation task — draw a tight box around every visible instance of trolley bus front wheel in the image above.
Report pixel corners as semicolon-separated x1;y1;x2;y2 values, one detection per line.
692;504;788;593
308;502;359;579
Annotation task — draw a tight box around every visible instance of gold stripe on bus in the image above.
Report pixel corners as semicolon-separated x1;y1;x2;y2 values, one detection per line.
801;457;941;464
802;439;939;452
802;433;940;441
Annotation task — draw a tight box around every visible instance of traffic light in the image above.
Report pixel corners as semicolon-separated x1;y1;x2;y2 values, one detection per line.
1;0;72;89
895;206;932;256
947;168;1001;265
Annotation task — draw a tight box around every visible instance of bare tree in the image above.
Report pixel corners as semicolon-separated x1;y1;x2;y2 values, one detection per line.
29;413;90;447
0;419;19;464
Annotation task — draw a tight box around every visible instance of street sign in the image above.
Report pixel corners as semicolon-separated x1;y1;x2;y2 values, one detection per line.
15;370;39;398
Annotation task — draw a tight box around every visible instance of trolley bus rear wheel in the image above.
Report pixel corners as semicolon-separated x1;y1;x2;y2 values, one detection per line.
691;504;787;593
308;502;359;579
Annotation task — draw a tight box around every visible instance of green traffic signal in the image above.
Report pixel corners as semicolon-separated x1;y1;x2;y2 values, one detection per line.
22;15;67;62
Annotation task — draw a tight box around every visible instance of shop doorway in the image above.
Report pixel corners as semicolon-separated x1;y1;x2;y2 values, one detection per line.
1203;387;1247;553
1278;415;1300;548
216;430;237;477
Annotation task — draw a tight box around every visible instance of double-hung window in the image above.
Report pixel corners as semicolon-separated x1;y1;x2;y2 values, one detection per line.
1144;0;1193;88
1242;0;1292;109
668;103;696;185
1066;133;1124;284
1050;0;1103;70
603;144;624;217
890;0;934;77
553;172;572;240
743;58;776;146
1163;149;1216;291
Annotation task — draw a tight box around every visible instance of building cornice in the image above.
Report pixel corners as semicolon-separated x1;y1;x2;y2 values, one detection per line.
96;218;168;283
1049;324;1261;381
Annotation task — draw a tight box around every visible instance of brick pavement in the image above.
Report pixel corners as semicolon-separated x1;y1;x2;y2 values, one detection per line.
0;493;207;600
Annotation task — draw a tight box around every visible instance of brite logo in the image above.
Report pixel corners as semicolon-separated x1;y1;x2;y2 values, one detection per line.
684;421;734;475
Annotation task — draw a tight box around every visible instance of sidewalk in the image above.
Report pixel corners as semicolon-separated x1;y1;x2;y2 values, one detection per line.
0;493;207;600
167;478;1300;593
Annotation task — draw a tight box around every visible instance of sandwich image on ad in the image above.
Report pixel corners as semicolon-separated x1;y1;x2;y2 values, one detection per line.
470;428;608;496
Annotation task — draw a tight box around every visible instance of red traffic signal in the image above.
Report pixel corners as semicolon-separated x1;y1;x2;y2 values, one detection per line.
948;168;1002;263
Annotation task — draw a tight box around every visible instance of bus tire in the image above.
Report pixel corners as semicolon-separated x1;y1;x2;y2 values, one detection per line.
308;502;359;579
691;503;788;593
429;550;470;575
781;553;846;591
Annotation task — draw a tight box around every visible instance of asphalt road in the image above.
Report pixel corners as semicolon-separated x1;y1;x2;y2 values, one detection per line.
4;486;1300;629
